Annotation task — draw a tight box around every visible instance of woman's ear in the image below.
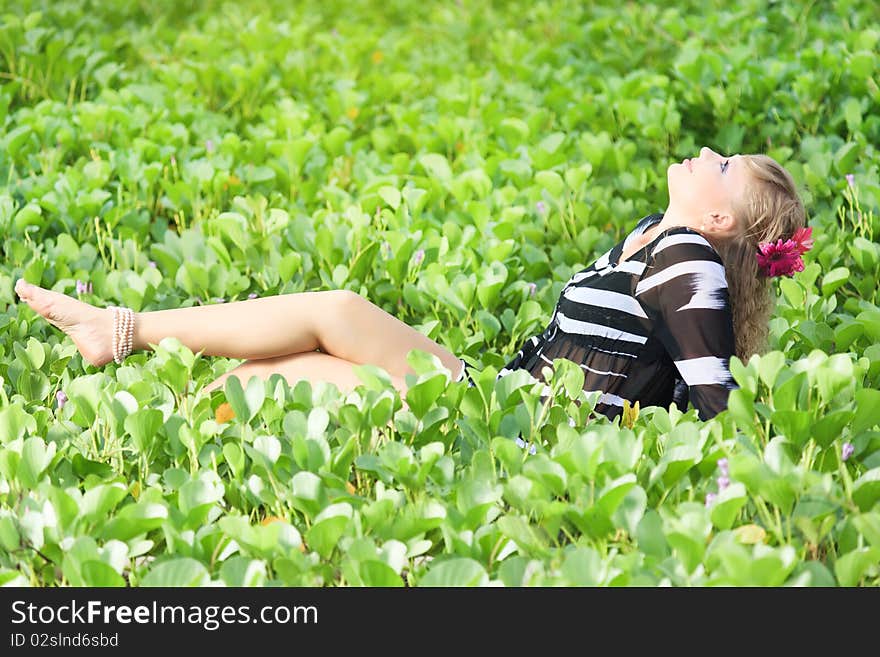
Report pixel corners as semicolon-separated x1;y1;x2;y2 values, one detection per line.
703;211;736;236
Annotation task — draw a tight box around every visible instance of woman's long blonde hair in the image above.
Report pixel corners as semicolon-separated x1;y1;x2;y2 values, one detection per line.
705;155;807;362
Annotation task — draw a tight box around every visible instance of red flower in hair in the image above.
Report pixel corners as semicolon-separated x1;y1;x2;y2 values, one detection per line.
756;226;813;278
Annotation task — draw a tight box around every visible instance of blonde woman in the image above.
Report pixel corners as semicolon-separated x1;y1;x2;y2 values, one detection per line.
14;147;809;423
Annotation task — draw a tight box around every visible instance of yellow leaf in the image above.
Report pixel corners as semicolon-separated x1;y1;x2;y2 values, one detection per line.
260;515;285;526
734;524;767;545
130;481;141;500
215;402;235;423
345;481;356;495
346;107;360;120
371;50;384;64
620;399;640;429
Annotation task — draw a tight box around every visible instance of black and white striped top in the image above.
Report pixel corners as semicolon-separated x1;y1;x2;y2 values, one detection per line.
498;212;739;422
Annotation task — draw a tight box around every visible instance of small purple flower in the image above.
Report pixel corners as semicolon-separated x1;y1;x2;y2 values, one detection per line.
170;155;177;167
205;139;215;154
705;492;717;507
717;475;730;491
514;437;537;455
845;174;855;188
148;260;157;268
248;292;258;299
55;390;68;409
842;442;855;461
412;249;425;267
214;297;225;303
527;282;537;297
75;280;92;295
536;201;547;215
717;457;729;476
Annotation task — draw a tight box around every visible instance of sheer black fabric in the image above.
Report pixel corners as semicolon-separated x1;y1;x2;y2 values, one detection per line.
486;213;739;423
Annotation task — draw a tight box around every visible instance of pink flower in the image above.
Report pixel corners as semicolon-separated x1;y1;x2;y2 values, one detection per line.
248;292;258;299
705;492;717;507
56;390;68;409
756;226;813;278
845;174;855;188
527;282;537;297
842;442;854;461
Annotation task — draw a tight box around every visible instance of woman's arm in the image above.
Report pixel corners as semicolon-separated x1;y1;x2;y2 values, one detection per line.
635;230;739;421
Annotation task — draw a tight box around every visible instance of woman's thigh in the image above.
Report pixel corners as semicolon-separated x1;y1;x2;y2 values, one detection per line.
202;349;411;398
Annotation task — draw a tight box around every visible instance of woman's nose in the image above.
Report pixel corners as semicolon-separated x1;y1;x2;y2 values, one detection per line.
700;146;716;159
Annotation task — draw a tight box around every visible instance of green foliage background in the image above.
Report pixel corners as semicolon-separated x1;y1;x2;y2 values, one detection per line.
1;0;879;586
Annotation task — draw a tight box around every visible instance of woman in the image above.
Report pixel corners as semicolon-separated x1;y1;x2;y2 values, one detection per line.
14;147;809;423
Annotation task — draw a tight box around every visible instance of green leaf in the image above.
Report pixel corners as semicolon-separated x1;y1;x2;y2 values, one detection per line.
306;503;352;559
710;483;747;530
224;373;265;423
141;558;211;587
125;409;164;454
419;558;488;586
834;547;880;587
81;560;126;587
17;436;55;488
417;153;452;184
0;403;36;444
378;186;401;210
80;483;128;521
852;468;880;512
560;547;605;585
359;560;404;587
853;389;880;435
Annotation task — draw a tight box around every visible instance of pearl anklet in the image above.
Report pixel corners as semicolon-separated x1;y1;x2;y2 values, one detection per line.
109;305;134;364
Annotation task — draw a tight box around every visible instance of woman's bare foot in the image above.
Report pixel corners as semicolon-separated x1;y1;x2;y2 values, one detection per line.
14;279;116;367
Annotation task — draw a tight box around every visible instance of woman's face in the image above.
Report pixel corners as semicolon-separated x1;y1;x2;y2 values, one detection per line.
667;147;750;234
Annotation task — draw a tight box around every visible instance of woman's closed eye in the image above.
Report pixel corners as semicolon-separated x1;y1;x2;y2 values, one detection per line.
720;159;731;173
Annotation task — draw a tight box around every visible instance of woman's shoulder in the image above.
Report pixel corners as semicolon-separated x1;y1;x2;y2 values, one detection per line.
647;226;723;265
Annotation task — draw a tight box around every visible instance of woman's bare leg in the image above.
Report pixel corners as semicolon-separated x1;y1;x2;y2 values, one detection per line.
202;350;410;399
14;280;465;381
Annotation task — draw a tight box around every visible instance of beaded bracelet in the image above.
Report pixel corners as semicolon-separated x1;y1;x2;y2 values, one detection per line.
109;305;134;364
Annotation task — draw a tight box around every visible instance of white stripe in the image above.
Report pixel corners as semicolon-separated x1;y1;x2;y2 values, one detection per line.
589;345;639;359
652;232;715;256
562;287;648;318
635;259;727;301
594;250;611;270
615;260;647;275
674;356;735;387
539;384;627;408
539;353;628;378
556;311;649;344
592;390;628;407
522;373;631;409
569;270;597;284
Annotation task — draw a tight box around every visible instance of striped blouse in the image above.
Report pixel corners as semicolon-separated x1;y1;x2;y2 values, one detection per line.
497;212;739;422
